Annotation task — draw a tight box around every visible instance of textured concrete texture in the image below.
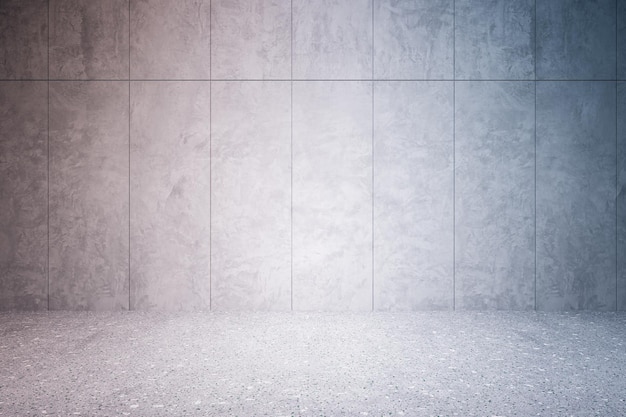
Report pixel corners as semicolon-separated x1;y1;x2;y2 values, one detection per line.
0;0;48;79
455;81;535;310
373;81;453;310
536;82;616;311
293;81;373;311
49;81;129;311
130;82;211;311
49;0;129;80
537;0;616;80
0;82;48;311
211;81;291;310
293;0;372;79
616;82;626;311
211;0;291;80
374;0;453;80
0;0;623;312
1;311;626;416
455;0;535;80
616;0;626;80
130;0;211;79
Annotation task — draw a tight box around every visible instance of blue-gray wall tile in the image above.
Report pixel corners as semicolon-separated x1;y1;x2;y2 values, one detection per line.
211;81;291;310
293;81;372;310
130;0;210;79
49;81;129;310
618;82;626;310
0;0;48;79
374;0;453;80
293;0;372;79
211;0;290;80
0;82;48;310
50;0;129;80
130;81;211;310
619;0;626;79
373;81;453;310
537;0;616;80
455;81;535;310
455;0;535;80
537;81;616;311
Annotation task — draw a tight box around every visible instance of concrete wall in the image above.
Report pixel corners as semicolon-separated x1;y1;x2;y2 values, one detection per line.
0;0;624;311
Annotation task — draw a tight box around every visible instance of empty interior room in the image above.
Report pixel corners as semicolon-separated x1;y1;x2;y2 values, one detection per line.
1;0;625;415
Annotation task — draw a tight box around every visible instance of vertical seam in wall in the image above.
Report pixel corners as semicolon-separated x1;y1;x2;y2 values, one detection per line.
47;0;50;311
371;0;375;312
452;0;456;311
534;0;538;311
209;0;212;311
290;0;294;312
128;0;131;311
615;0;620;311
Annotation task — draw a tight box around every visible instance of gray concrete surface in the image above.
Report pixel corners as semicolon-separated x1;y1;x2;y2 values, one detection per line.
1;311;625;416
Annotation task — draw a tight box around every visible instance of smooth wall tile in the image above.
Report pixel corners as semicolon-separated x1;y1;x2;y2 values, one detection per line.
455;0;535;80
374;0;453;79
619;82;625;310
0;82;48;310
455;81;535;310
0;0;48;79
537;0;616;80
130;0;210;79
537;81;616;311
293;0;372;79
211;0;290;79
293;81;372;310
49;81;129;310
373;81;453;310
619;0;625;79
50;0;129;79
211;82;291;310
130;81;211;310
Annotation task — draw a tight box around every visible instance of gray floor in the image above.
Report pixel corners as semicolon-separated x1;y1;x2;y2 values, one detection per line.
1;311;625;416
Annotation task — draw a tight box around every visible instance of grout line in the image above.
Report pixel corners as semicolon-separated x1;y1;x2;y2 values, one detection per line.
452;0;456;311
371;0;375;312
127;0;130;311
534;0;537;312
9;78;625;82
615;0;618;313
209;0;212;312
290;0;294;312
47;0;50;311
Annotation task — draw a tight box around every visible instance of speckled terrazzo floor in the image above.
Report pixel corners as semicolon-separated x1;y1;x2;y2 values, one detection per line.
1;312;625;417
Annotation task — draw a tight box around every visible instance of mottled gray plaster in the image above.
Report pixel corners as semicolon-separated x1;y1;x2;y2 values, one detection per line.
619;0;626;79
455;0;535;80
0;82;48;311
618;82;626;310
0;0;48;79
130;0;211;79
373;81;453;310
211;82;291;311
537;0;616;80
49;0;129;80
292;81;372;310
211;0;290;80
537;81;616;311
455;81;535;310
373;0;453;80
293;0;372;79
130;82;211;311
49;82;129;311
